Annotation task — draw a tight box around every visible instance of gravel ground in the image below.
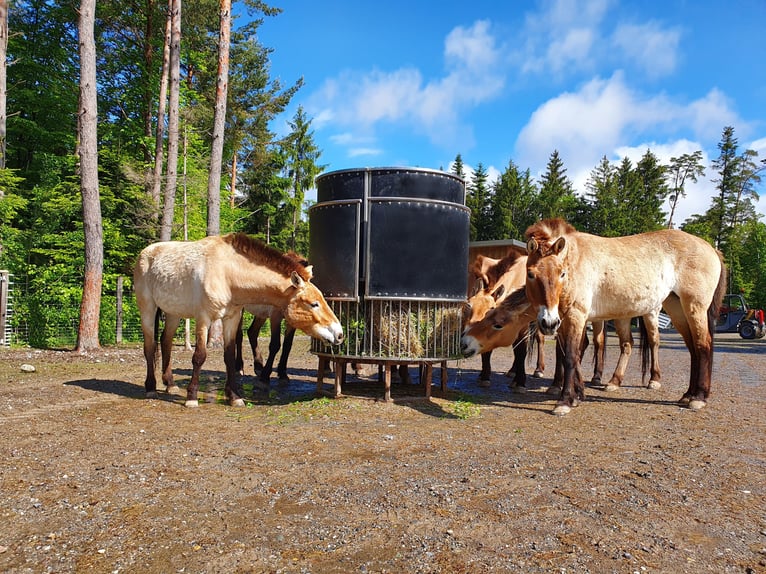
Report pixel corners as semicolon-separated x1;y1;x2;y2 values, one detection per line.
0;330;765;574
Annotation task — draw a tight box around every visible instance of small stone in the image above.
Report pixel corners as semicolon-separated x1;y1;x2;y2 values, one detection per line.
20;364;36;373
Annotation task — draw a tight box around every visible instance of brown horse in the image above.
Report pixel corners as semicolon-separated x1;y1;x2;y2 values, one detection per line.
235;304;296;389
464;249;545;390
134;233;344;407
462;283;663;394
524;219;725;416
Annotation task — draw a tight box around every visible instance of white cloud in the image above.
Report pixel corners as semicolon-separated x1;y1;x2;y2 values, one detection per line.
305;20;504;158
611;22;681;79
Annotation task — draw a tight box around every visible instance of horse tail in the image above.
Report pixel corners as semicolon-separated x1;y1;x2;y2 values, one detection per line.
153;308;162;345
639;316;649;385
709;252;727;340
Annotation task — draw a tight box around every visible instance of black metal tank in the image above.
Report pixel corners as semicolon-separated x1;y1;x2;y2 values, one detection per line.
309;167;469;361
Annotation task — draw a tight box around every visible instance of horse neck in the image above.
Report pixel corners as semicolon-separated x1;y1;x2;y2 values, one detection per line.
229;264;296;308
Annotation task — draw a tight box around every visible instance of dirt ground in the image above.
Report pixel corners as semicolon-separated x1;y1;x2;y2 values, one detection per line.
0;329;764;574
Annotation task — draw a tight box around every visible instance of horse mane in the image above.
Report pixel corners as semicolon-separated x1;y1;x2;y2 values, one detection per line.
524;218;577;252
493;249;526;278
224;233;312;281
498;285;528;311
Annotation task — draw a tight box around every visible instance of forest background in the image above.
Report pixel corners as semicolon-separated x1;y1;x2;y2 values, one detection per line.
0;0;763;350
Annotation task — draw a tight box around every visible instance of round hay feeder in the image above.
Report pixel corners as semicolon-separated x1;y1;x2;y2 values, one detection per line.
308;167;469;400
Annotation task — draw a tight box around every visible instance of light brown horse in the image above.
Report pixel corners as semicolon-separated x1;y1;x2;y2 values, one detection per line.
464;249;545;390
134;233;344;407
463;283;663;395
524;219;725;416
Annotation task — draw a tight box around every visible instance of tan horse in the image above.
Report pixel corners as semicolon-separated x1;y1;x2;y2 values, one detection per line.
464;249;545;390
134;233;344;407
463;283;663;395
524;219;725;416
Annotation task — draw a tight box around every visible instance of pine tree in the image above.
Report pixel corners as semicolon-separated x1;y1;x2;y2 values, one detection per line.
467;163;491;241
537;150;577;220
584;156;618;236
666;151;705;229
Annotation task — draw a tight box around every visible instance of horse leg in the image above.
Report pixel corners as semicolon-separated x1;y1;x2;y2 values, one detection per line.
589;321;604;386
683;303;715;410
547;339;564;395
478;351;492;387
257;316;283;390
141;307;160;397
509;333;528;392
276;326;296;384
398;364;412;384
223;314;246;407
604;318;633;392
552;317;586;416
161;315;181;393
186;320;209;408
642;313;662;389
533;328;545;378
663;296;701;407
235;311;245;375
248;314;267;376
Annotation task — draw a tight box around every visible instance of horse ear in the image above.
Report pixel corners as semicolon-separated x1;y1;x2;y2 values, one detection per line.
493;284;505;301
304;265;314;279
526;238;538;254
290;271;305;289
552;236;566;254
471;277;484;296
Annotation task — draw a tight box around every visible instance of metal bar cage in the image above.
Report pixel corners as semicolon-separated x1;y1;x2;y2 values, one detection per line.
311;299;464;361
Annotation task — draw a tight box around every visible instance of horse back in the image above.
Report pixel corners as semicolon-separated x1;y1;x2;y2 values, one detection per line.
566;230;721;321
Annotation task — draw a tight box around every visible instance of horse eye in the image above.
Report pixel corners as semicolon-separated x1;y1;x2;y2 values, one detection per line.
527;270;534;280
492;323;503;331
560;271;566;280
310;301;320;309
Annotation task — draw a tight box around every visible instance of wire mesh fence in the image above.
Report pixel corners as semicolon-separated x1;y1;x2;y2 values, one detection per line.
1;273;271;349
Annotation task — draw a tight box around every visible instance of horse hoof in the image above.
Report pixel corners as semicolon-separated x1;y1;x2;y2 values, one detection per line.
278;376;290;385
478;379;491;388
552;404;571;416
184;400;199;408
688;399;706;411
647;380;661;390
678;396;691;405
511;385;527;394
532;370;544;378
231;398;246;407
604;383;619;392
546;385;561;396
166;385;180;394
254;381;270;392
145;391;158;399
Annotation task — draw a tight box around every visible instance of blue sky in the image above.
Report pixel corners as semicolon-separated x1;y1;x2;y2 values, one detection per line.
255;0;766;226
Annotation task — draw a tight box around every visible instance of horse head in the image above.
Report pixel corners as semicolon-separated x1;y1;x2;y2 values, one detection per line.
525;234;568;336
460;287;534;357
283;272;344;346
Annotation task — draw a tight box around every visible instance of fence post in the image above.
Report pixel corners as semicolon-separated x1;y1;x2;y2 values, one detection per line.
116;275;123;344
0;270;8;347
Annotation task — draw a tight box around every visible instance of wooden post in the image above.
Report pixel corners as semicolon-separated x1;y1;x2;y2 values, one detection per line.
0;270;8;346
115;275;123;344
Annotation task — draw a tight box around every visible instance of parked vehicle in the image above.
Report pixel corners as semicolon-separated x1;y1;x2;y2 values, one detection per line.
716;293;765;339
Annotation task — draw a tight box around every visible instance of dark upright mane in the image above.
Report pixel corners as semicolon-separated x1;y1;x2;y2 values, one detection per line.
524;219;576;253
224;233;312;281
493;249;526;278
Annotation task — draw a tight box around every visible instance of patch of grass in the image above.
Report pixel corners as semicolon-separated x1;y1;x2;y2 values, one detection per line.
449;396;481;420
267;396;348;425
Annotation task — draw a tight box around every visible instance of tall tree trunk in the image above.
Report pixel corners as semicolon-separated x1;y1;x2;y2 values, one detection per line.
206;0;231;237
0;0;7;171
75;0;103;352
160;0;181;241
150;0;172;215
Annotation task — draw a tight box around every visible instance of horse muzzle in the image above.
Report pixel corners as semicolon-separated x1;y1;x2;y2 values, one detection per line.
460;335;481;358
537;308;560;336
